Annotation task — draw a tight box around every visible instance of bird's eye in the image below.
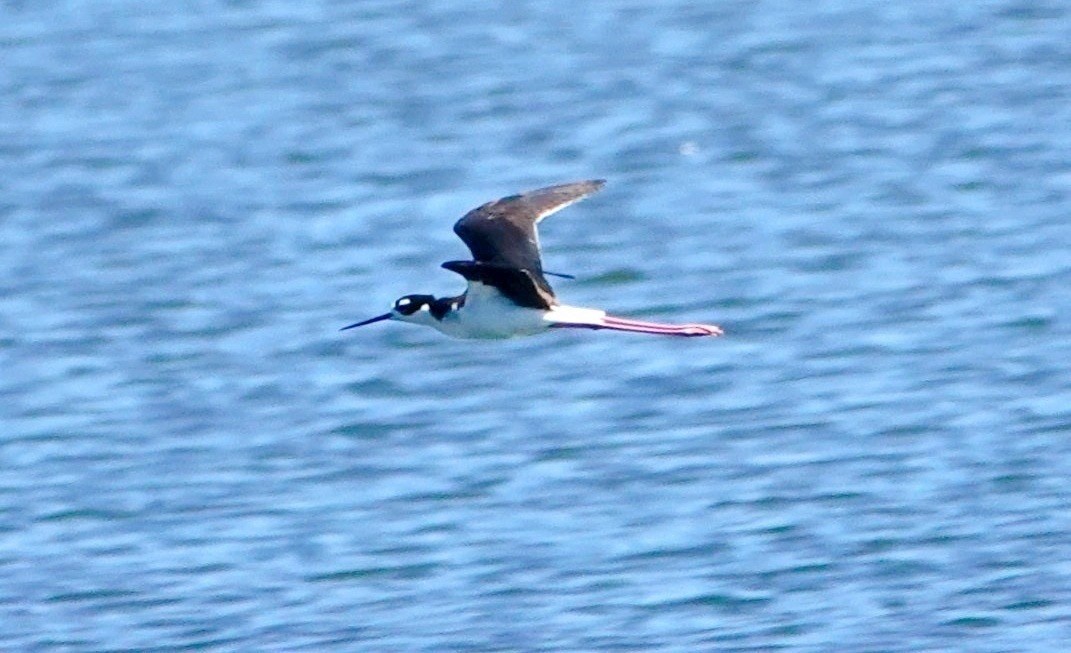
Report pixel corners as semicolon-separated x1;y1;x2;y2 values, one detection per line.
394;297;420;315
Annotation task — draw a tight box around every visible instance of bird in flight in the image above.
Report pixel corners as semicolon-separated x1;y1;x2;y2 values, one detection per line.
342;180;723;339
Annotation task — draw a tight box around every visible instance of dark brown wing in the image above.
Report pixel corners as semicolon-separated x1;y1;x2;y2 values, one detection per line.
452;180;605;273
441;260;556;310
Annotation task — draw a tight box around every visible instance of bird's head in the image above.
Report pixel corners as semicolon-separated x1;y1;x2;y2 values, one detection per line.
341;294;438;331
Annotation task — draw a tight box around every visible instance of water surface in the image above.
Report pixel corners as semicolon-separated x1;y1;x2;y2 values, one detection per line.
2;1;1070;651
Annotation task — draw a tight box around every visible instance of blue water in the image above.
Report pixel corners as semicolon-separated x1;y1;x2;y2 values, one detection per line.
3;1;1070;651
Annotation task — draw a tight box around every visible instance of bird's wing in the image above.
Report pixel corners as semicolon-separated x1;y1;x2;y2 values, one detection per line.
441;260;556;310
452;179;605;273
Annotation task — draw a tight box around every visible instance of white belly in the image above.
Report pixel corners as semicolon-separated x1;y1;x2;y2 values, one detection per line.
431;282;609;340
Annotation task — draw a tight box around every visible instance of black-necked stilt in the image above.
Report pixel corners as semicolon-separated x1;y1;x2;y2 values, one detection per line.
342;180;724;339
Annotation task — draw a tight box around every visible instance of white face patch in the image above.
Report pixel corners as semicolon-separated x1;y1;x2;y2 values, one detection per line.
397;298;411;306
420;304;430;311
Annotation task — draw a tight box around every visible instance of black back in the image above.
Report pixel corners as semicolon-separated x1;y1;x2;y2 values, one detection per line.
441;260;555;310
452;180;605;274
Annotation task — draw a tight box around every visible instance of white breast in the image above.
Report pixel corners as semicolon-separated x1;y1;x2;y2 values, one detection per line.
435;281;551;339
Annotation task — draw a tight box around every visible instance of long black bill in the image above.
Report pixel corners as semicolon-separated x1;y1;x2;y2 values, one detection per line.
340;313;391;331
543;270;575;279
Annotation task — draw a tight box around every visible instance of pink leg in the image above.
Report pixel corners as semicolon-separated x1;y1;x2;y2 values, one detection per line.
553;315;723;337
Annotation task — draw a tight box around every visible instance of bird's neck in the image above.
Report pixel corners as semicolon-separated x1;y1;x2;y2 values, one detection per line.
429;295;464;320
